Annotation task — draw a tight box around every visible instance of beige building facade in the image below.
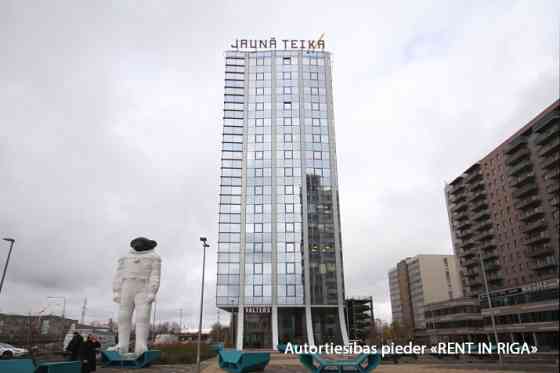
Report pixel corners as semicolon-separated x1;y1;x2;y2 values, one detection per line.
389;254;463;330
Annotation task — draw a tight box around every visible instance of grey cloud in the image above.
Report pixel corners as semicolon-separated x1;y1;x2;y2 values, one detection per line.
1;0;558;326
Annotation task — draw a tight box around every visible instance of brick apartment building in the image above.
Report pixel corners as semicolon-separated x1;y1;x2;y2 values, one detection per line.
429;100;560;350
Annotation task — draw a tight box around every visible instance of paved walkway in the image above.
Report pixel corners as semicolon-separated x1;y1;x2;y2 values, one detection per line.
97;357;557;373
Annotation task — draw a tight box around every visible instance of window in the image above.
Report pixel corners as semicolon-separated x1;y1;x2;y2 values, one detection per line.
254;285;263;296
254;263;263;273
285;185;294;194
286;262;296;273
310;72;318;80
254;223;263;233
283;72;292;80
255;168;263;177
254;242;263;252
283;117;292;126
287;285;296;296
256;118;264;127
313;151;322;160
256;102;264;111
286;242;296;252
285;204;294;213
284;150;293;159
286;223;295;232
256;87;264;96
311;87;319;96
254;204;263;214
284;134;293;143
256;58;264;66
283;86;292;95
255;151;264;160
256;73;264;80
283;57;291;65
284;167;293;177
255;134;264;143
312;134;321;143
283;102;292;110
255;186;263;195
312;102;320;111
310;58;318;66
312;118;320;126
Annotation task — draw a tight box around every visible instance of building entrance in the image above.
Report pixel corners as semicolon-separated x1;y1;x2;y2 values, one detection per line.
243;309;272;348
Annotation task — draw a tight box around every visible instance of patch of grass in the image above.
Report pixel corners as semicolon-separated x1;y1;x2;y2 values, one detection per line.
156;343;217;364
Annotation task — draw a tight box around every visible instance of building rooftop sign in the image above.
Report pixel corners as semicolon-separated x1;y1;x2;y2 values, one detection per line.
230;35;326;50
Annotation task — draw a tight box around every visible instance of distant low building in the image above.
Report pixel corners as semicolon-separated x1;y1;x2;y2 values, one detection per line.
388;254;463;334
420;278;559;351
0;314;75;346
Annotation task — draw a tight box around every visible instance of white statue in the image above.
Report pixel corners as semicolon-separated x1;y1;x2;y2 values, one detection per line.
112;237;161;355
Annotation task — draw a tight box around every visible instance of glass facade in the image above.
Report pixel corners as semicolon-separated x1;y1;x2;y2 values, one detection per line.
217;50;348;348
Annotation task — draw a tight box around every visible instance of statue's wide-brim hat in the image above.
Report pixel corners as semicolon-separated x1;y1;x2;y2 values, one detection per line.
130;237;158;251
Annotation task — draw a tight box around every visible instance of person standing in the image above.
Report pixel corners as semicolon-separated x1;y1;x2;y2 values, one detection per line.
86;335;101;372
66;332;83;361
80;335;101;373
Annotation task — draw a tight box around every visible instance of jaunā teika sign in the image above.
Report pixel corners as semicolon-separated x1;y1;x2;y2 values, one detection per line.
230;36;326;50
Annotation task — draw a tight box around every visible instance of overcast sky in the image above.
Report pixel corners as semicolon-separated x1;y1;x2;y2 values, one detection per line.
0;1;558;328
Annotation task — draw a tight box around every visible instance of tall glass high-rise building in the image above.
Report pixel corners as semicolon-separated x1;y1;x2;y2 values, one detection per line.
217;49;349;349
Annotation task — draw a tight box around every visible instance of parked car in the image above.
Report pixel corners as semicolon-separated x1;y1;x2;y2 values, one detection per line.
0;343;29;359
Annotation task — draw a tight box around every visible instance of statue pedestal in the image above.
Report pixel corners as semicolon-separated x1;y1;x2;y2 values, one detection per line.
101;350;161;368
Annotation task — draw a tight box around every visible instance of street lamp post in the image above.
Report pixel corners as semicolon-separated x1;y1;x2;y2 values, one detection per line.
0;238;16;296
479;250;503;367
196;237;210;373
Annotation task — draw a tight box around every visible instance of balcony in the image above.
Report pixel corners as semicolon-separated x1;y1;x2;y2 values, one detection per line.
486;272;503;283
453;210;469;221
451;193;467;204
480;239;497;251
545;178;559;195
471;199;489;212
508;158;533;177
539;136;560;157
451;200;469;213
470;190;487;203
542;154;560;170
485;261;501;272
461;250;476;260
465;269;479;278
526;243;554;258
551;197;559;207
449;183;466;196
456;219;472;231
510;171;536;188
474;229;495;242
505;136;528;155
475;221;493;233
472;209;490;222
465;172;483;185
456;229;474;240
530;256;559;271
521;218;547;234
481;250;499;261
544;168;560;181
506;147;531;166
519;206;545;221
461;238;477;250
463;256;479;268
535;124;560;145
512;182;538;200
467;278;483;288
514;194;541;210
523;232;550;246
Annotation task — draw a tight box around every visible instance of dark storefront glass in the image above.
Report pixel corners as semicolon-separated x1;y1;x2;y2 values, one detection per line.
278;308;307;344
312;307;343;345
